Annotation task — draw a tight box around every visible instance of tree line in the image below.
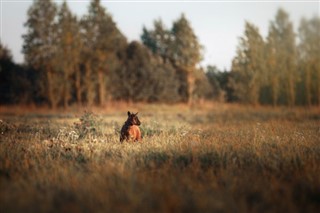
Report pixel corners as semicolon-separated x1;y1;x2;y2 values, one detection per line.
0;0;319;107
230;9;320;106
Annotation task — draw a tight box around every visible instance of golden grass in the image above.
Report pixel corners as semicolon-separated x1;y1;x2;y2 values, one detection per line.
0;103;319;212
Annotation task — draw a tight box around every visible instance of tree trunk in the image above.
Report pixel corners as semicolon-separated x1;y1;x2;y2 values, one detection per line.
75;65;82;105
271;76;279;107
305;66;311;106
288;74;295;107
187;72;195;106
249;74;260;106
85;62;94;106
46;68;57;109
98;70;105;106
62;66;69;109
317;65;320;106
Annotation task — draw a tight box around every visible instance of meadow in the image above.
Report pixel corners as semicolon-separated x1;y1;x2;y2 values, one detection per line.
0;103;319;213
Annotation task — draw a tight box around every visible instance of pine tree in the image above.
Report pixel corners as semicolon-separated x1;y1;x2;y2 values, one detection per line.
22;0;58;108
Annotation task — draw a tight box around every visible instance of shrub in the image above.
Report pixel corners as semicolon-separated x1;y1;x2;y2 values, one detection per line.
74;111;103;139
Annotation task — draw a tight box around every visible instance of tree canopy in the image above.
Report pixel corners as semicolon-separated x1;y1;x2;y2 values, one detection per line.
1;3;319;107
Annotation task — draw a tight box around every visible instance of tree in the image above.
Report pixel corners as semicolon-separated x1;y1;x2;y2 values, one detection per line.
265;28;279;106
22;0;59;108
141;19;187;102
111;41;180;103
141;26;157;55
0;41;35;105
170;14;203;104
267;9;297;106
56;1;82;108
141;19;171;62
0;42;12;61
0;42;14;103
80;0;127;106
193;67;214;102
206;65;229;101
298;16;320;106
229;22;265;105
142;14;203;104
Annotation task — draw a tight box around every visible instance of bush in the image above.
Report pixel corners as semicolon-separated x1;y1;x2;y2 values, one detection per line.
74;111;103;139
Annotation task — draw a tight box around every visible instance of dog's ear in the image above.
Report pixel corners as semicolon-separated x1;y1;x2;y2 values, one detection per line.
135;112;139;116
127;111;131;116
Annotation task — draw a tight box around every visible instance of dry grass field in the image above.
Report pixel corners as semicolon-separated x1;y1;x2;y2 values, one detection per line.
0;103;319;213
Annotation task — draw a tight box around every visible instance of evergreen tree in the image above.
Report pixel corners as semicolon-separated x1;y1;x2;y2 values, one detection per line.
22;0;59;108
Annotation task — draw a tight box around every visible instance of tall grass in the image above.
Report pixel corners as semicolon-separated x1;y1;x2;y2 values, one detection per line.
0;104;319;212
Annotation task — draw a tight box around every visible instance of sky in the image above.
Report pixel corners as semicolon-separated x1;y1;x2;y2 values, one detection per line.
0;0;319;70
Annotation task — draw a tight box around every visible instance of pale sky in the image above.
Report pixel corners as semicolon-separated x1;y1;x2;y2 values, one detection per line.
0;0;319;70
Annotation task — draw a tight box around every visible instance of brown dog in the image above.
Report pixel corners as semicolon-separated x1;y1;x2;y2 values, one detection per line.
120;111;141;142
